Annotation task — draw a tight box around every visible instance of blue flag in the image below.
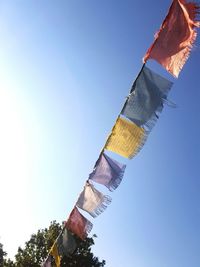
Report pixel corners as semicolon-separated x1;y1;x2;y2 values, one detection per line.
122;66;173;130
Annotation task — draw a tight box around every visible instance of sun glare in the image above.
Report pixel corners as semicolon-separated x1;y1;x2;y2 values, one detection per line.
0;86;33;256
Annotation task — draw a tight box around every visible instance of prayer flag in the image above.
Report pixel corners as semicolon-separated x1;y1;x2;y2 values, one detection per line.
76;182;112;218
41;256;51;267
50;243;60;267
105;117;146;159
89;152;126;191
143;0;200;77
122;66;172;130
66;207;93;240
57;228;77;256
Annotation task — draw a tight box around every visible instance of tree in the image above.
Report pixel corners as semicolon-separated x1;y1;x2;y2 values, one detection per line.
0;242;7;267
3;221;106;267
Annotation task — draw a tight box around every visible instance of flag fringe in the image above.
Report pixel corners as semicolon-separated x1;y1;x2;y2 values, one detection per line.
89;195;112;218
108;165;126;191
142;96;175;131
186;1;200;23
142;105;163;133
85;220;93;236
171;1;200;77
129;128;148;159
173;30;198;77
130;96;175;156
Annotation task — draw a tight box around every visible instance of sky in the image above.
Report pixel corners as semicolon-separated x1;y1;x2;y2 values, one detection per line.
0;0;199;266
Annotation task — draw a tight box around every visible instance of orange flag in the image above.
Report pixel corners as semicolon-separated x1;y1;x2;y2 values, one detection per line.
143;0;200;77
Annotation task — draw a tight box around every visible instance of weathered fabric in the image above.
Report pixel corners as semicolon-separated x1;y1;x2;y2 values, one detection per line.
76;183;112;218
66;207;93;240
143;0;200;77
50;243;60;267
89;152;126;191
105;117;146;159
122;66;172;129
57;228;77;256
41;256;51;267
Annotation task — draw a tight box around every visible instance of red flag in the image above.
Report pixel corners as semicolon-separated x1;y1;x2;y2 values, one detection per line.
143;0;200;77
66;207;93;240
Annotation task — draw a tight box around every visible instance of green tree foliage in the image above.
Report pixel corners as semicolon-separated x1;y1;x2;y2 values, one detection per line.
3;221;106;267
0;243;7;267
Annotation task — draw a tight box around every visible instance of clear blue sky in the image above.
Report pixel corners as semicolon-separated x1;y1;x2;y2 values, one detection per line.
0;1;199;266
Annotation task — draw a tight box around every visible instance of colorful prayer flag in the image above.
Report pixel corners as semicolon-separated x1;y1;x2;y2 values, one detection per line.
89;152;126;191
105;117;146;159
57;228;77;256
66;207;93;240
122;66;172;130
50;243;60;267
143;0;200;77
76;182;112;218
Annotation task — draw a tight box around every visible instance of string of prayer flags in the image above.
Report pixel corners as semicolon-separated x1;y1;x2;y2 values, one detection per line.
89;152;126;191
122;66;173;131
105;117;146;159
143;0;200;77
50;243;61;267
76;182;112;218
66;207;93;240
45;0;200;261
57;228;77;257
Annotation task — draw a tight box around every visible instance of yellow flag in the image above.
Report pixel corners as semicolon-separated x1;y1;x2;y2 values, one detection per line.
50;243;61;267
105;117;145;159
